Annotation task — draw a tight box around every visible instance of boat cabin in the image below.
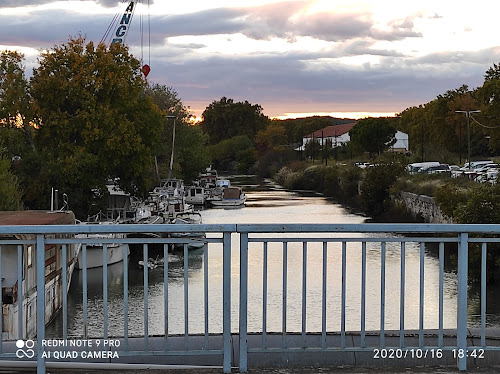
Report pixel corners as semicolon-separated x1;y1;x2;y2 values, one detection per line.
0;210;79;340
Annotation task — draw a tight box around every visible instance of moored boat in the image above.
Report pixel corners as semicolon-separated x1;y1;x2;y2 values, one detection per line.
210;186;247;207
170;212;205;250
75;220;129;269
0;210;80;339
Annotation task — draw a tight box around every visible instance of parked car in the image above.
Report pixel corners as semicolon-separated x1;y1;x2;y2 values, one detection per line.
474;163;499;173
406;162;440;174
461;160;493;170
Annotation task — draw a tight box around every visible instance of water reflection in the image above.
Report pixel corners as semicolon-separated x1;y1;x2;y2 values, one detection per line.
48;176;494;339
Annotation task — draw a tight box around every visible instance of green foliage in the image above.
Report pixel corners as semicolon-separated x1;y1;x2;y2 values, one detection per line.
255;123;287;152
434;182;469;218
349;118;396;158
27;36;163;217
0;50;36;150
0;158;23;210
147;84;210;182
454;184;500;224
339;165;361;203
360;164;404;216
200;97;269;145
209;135;256;173
174;124;211;181
393;174;449;197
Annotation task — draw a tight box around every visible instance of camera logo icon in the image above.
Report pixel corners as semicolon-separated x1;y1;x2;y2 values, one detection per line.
16;339;35;359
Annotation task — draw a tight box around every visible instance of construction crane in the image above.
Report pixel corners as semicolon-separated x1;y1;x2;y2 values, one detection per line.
111;1;136;45
101;0;150;77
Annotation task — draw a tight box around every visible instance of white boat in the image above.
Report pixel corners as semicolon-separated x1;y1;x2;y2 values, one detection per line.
185;186;206;205
210;186;247;207
170;212;205;250
205;179;230;204
76;221;128;269
148;179;194;219
0;210;80;340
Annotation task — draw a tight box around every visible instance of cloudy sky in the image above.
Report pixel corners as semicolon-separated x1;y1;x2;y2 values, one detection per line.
1;0;499;120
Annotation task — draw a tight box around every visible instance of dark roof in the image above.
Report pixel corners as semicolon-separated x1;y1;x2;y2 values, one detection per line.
0;211;75;225
306;122;357;138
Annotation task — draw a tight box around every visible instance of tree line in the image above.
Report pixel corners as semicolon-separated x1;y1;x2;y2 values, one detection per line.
0;36;209;218
2;35;500;218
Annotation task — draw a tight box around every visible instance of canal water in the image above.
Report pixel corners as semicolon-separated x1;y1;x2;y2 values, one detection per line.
46;176;499;339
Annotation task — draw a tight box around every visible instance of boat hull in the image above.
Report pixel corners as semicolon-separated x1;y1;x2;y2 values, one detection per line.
76;243;128;269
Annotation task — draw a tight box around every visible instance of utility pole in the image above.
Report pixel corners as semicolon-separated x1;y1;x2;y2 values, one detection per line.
420;123;424;163
167;115;176;180
455;110;480;168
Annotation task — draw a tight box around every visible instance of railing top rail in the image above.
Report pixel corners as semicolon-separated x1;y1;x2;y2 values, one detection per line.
0;223;499;235
236;223;500;234
0;223;236;235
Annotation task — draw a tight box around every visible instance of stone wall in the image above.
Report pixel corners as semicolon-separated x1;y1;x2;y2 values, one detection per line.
396;191;452;224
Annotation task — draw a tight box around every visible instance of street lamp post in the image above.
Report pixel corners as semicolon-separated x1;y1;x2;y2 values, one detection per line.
455;110;480;168
166;115;176;180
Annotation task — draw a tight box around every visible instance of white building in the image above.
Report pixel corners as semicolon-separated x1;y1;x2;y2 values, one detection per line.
296;122;409;153
296;122;357;151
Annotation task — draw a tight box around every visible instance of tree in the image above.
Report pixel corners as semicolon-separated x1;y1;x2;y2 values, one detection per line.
0;50;36;150
360;163;404;217
348;118;396;158
0;158;23;210
476;63;500;154
147;84;210;182
255;124;287;153
200;97;269;145
208;135;255;172
29;36;164;217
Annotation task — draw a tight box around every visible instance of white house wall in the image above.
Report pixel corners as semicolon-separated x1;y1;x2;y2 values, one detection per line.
301;130;409;151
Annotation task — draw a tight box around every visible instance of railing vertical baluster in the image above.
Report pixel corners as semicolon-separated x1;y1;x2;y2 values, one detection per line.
341;241;346;348
262;242;268;349
419;242;425;347
223;232;232;374
62;244;67;341
36;234;46;374
164;243;169;351
439;242;444;347
143;243;149;351
82;244;88;339
400;242;405;348
239;232;249;372
361;242;366;348
321;242;327;349
457;233;469;371
282;242;288;350
481;242;487;347
184;243;189;350
380;242;386;348
103;244;108;339
17;244;23;339
123;244;129;350
204;242;209;350
301;242;307;349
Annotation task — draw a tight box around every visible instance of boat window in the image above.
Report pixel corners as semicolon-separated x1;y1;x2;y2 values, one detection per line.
27;245;32;268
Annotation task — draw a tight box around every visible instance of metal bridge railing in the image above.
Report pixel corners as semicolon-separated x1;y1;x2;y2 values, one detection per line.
0;223;499;373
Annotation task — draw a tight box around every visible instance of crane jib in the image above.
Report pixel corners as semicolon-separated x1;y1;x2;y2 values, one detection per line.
112;1;136;44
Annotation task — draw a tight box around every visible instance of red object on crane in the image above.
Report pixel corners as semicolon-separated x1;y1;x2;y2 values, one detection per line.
141;64;151;77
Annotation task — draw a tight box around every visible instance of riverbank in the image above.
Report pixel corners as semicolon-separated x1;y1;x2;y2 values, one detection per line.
272;163;499;225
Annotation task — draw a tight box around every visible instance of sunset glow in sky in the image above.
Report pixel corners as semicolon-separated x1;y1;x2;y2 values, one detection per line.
1;0;499;120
